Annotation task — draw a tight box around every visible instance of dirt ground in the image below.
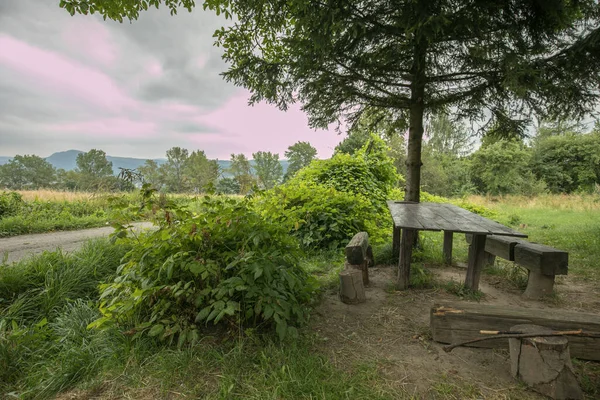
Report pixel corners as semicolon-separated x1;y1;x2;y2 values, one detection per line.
311;265;600;399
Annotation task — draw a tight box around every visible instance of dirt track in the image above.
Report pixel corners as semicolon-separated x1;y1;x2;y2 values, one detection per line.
0;222;153;264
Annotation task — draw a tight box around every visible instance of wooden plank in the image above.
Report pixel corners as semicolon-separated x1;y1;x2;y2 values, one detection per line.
514;242;568;276
441;204;527;237
465;234;487;290
387;201;426;230
443;231;453;265
429;204;493;234
346;232;369;265
409;204;456;232
430;302;600;361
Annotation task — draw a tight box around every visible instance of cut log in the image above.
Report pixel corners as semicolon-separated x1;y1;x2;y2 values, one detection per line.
346;261;369;286
346;232;369;265
430;302;600;361
339;269;366;304
509;324;582;399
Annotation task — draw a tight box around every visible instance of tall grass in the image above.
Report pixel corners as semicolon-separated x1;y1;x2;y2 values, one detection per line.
0;239;130;395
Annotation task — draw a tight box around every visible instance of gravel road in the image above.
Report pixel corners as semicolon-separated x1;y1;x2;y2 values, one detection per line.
0;222;153;264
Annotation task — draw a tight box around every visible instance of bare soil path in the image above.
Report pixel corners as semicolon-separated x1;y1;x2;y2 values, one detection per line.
0;222;153;264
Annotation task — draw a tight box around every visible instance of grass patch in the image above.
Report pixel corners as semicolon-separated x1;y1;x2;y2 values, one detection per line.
441;280;485;301
91;336;402;399
483;260;529;290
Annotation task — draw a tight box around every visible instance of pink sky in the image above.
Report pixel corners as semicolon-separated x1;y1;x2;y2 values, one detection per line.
0;4;345;160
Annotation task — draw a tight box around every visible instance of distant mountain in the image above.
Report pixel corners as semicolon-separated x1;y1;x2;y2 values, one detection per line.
42;150;167;174
0;151;289;177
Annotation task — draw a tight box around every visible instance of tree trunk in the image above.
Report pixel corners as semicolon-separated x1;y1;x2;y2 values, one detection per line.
404;40;427;203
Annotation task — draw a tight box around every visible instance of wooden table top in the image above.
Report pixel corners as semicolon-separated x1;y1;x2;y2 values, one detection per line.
387;201;527;238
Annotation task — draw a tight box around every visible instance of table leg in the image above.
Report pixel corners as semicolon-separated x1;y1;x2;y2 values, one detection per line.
465;234;487;291
443;231;453;265
393;227;401;258
398;228;416;290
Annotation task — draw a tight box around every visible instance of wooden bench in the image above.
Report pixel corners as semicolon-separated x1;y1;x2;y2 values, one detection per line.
465;234;568;299
340;232;373;304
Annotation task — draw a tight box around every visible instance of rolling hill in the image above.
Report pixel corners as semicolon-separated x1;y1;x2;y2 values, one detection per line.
0;150;289;176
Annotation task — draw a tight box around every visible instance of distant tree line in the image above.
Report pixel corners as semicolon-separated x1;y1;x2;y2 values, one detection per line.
338;113;600;197
0;149;132;192
0;142;319;194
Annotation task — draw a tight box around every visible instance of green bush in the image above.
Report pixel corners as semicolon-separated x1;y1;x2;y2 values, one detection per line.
255;135;399;250
0;191;24;218
92;193;316;345
254;181;381;249
293;135;399;210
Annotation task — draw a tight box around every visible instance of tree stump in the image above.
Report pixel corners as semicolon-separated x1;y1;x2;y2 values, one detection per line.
339;269;366;304
509;324;582;400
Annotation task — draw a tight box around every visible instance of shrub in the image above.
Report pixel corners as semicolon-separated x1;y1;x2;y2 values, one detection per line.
92;193;316;344
292;135;399;210
254;181;381;249
255;136;399;249
0;191;24;218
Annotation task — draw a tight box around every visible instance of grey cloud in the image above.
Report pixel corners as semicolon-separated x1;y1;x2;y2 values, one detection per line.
0;0;242;158
176;123;216;133
1;0;236;111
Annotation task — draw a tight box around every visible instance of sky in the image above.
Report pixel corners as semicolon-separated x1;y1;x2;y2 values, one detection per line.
0;0;345;160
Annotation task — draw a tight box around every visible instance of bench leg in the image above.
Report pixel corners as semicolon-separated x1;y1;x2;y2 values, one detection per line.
523;271;555;299
398;228;416;290
465;234;487;291
443;231;453;265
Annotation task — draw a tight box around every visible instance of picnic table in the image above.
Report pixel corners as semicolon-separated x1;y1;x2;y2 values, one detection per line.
387;201;527;290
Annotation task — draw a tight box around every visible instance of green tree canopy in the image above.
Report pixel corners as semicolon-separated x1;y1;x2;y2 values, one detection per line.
0;155;56;190
75;149;114;190
531;131;600;193
160;147;189;192
284;141;317;180
228;153;254;194
252;151;283;189
76;149;113;178
138;159;163;189
185;150;220;193
63;0;600;202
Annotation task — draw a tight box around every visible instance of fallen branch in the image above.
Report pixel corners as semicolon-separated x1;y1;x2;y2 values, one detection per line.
442;329;600;353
